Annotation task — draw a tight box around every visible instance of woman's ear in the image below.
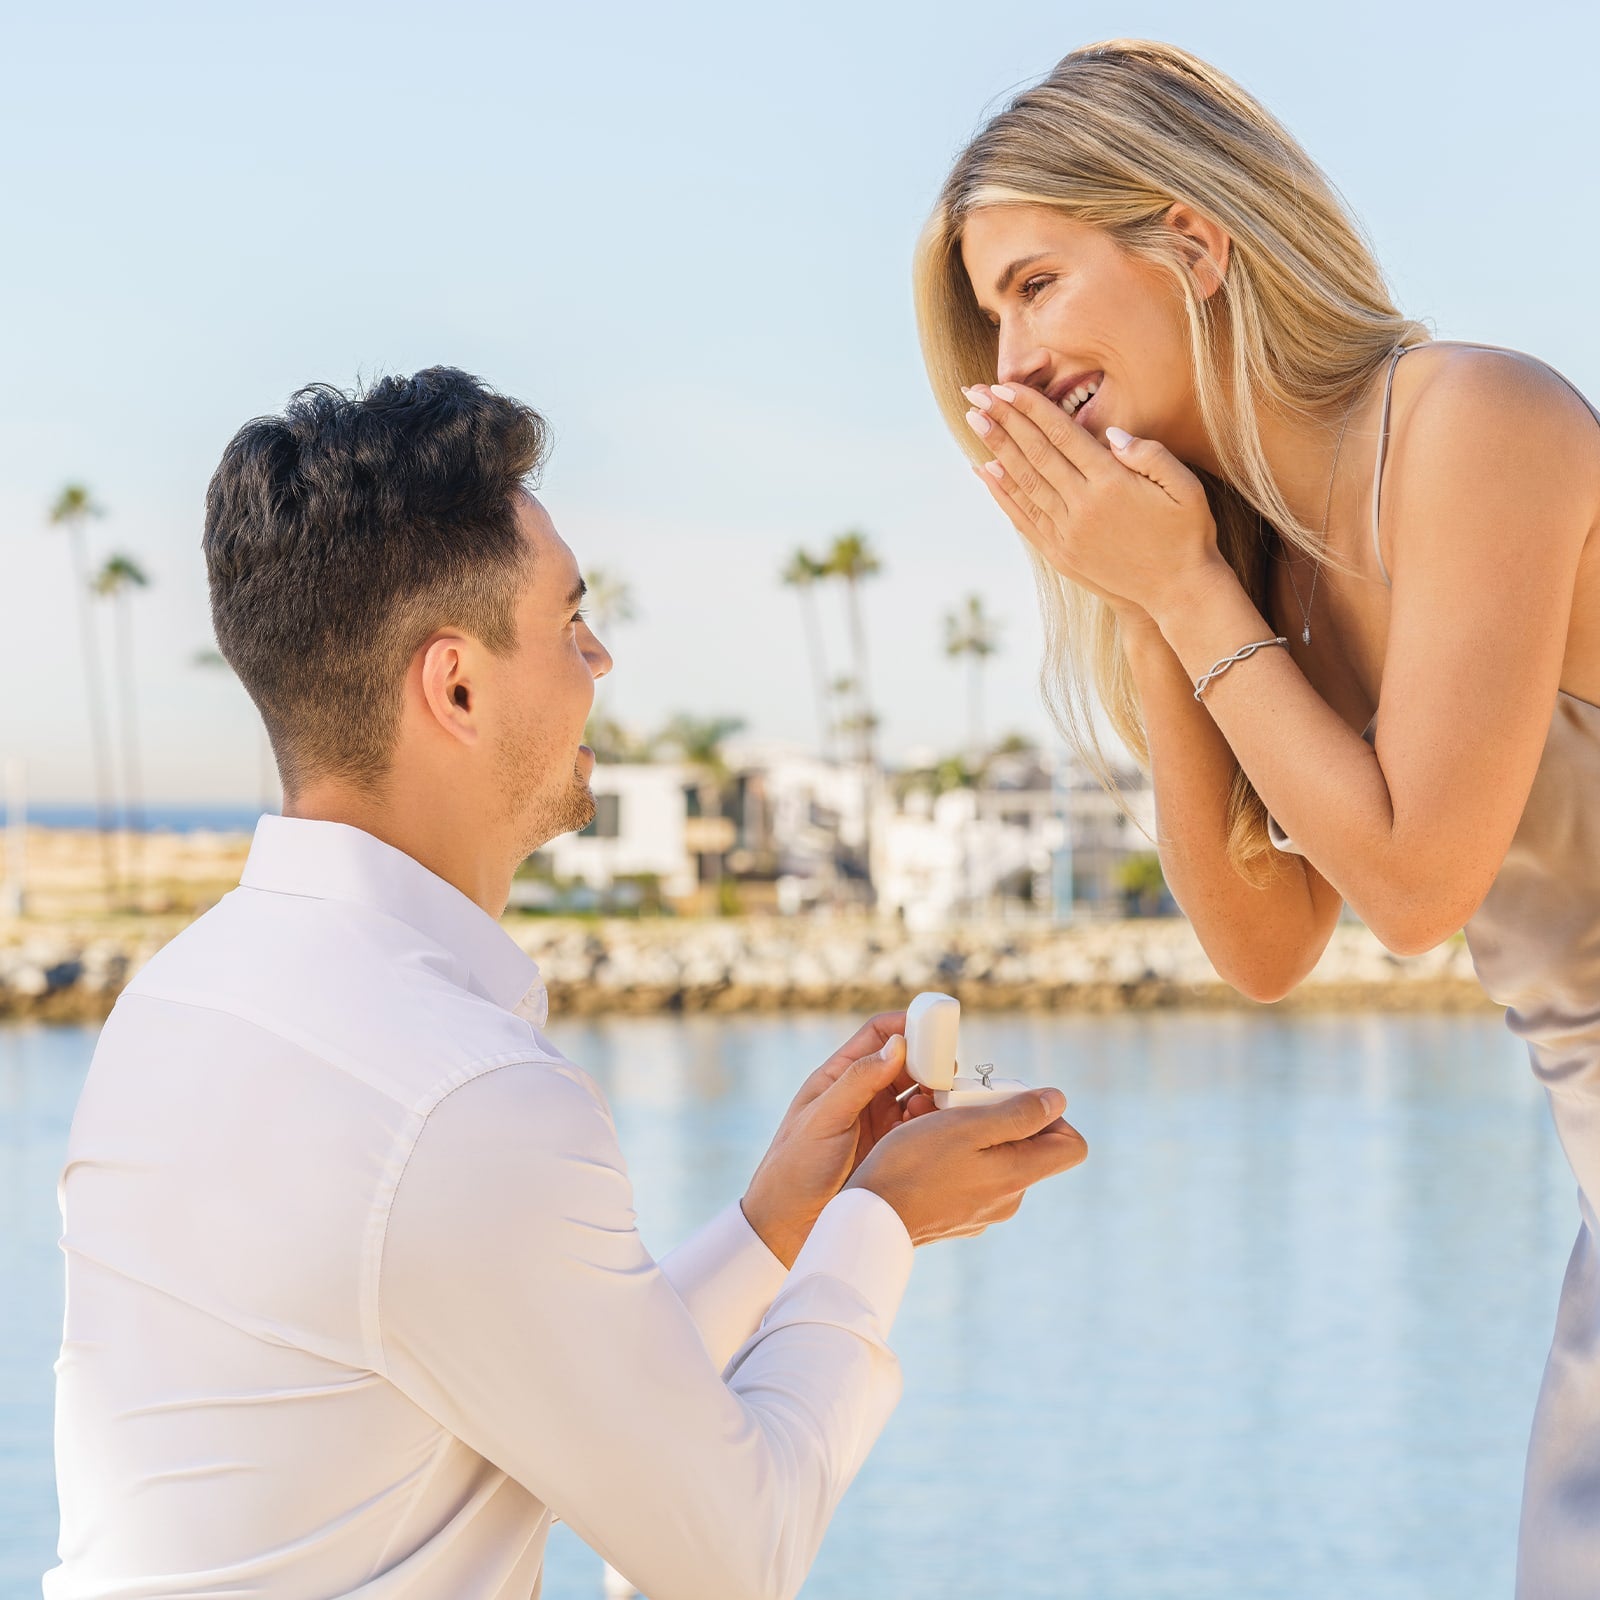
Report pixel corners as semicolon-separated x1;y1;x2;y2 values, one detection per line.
1165;203;1231;300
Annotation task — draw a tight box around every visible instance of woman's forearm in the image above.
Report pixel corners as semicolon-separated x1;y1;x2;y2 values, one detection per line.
1122;617;1340;999
1147;563;1412;933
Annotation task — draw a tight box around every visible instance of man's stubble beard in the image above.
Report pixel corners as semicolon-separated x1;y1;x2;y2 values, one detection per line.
535;758;597;852
497;715;596;860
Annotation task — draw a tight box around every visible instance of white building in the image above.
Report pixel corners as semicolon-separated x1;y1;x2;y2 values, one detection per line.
872;785;1061;931
1062;763;1160;913
516;742;1161;924
533;763;697;902
720;738;871;914
873;748;1159;929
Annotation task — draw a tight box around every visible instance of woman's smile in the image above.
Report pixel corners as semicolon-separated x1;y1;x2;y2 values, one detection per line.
1049;369;1104;424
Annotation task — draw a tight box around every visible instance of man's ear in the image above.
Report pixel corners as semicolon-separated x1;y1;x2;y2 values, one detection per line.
418;633;480;746
1165;203;1231;300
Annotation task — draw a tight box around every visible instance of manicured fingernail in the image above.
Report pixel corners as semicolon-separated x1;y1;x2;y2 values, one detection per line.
990;384;1016;402
982;459;1004;479
1038;1089;1065;1115
965;408;992;437
1106;426;1133;450
881;1033;904;1059
963;386;993;411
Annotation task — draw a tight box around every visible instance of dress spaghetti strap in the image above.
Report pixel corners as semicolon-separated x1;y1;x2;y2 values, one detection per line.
1369;345;1417;589
1369;339;1600;591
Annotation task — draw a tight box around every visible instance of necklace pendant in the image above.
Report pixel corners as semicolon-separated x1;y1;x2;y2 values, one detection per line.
1302;625;1311;645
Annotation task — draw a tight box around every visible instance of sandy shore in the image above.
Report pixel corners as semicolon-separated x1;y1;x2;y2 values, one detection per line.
0;827;1495;1021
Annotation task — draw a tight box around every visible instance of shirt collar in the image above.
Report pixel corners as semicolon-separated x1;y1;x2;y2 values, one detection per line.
239;815;547;1024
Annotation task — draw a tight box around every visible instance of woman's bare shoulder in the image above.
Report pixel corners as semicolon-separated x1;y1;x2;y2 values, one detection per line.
1393;343;1600;456
1383;343;1600;529
1370;343;1600;602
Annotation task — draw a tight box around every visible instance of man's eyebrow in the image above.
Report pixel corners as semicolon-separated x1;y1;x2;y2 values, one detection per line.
565;577;588;609
993;253;1052;297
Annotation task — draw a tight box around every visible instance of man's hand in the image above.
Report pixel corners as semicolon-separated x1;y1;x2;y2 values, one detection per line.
741;1011;923;1268
846;1088;1087;1246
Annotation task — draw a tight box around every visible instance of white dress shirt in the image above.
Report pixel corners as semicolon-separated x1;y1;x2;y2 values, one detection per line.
49;816;914;1600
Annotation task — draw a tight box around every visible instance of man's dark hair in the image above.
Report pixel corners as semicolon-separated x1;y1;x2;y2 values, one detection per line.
204;367;548;796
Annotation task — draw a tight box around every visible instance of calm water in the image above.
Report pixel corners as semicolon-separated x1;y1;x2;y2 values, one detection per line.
0;1011;1576;1599
6;805;269;834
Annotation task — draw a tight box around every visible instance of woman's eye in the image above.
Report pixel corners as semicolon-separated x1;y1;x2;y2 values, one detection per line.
1019;275;1053;301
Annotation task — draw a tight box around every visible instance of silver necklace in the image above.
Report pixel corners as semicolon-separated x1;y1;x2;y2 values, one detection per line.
1285;391;1360;646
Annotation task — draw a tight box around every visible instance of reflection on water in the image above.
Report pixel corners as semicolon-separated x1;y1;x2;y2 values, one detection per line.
1;1012;1573;1599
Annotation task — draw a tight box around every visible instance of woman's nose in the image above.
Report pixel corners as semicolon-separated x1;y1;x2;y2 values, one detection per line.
995;322;1051;390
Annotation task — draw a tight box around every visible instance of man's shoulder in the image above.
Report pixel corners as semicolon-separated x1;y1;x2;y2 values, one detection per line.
122;885;558;1109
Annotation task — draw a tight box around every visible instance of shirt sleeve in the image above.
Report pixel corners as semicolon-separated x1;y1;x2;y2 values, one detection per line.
658;1201;791;1372
377;1058;913;1600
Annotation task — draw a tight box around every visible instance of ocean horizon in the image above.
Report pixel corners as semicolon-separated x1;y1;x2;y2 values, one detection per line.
4;803;274;835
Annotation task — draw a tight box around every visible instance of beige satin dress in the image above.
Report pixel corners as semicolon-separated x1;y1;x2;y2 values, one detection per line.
1271;341;1600;1598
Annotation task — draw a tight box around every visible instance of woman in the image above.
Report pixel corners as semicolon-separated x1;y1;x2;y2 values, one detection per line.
914;38;1600;1596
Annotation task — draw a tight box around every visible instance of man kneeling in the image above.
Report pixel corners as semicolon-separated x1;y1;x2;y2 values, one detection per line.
49;368;1087;1600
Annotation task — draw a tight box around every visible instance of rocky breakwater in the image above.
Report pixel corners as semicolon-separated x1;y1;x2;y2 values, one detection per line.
511;915;1491;1016
0;924;178;1022
0;914;1493;1023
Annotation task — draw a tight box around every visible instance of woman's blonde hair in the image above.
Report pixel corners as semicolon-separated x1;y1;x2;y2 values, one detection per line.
913;39;1428;880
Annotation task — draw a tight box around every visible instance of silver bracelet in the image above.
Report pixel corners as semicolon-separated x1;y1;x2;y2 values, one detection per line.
1193;636;1288;702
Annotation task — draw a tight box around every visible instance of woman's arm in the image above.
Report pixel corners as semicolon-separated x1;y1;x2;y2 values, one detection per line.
967;350;1596;961
1122;617;1344;999
1148;353;1595;953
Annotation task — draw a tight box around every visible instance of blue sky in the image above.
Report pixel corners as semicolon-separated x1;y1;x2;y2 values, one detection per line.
3;0;1595;800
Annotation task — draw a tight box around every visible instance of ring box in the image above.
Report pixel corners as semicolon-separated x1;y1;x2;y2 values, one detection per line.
904;990;1032;1110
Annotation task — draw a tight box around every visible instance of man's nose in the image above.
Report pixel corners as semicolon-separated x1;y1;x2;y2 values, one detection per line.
588;635;614;681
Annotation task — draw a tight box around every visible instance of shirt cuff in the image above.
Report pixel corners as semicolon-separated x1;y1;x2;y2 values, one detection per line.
659;1200;791;1371
786;1187;915;1337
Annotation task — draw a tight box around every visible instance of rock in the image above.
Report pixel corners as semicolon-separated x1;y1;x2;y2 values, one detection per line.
7;963;50;997
44;959;84;992
0;912;1496;1020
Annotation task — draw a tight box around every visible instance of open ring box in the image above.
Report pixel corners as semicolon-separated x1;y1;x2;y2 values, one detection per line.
905;990;1032;1109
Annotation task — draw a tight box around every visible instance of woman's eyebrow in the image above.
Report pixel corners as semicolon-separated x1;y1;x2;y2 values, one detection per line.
993;253;1052;296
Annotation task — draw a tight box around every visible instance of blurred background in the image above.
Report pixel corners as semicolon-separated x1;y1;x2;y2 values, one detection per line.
2;0;1593;1594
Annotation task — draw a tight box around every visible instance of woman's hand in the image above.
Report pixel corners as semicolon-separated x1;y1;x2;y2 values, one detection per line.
963;381;1229;629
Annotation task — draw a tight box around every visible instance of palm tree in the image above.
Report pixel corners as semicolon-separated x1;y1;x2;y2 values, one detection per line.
830;675;880;765
944;593;1002;768
823;531;883;896
779;549;835;761
583;568;637;635
658;713;745;790
48;484;117;904
583;713;657;764
821;531;882;770
583;570;635;741
94;554;150;905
